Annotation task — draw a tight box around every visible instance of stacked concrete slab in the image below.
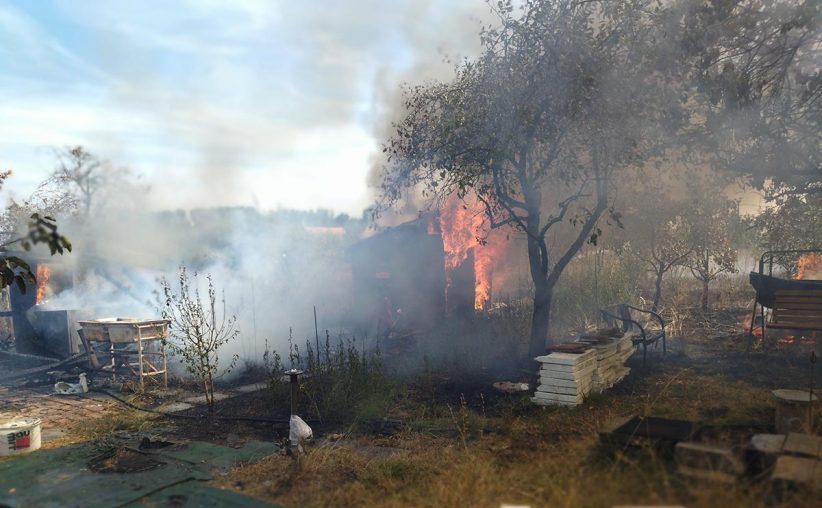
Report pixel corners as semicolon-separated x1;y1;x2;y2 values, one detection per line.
587;336;634;392
532;336;636;407
531;349;597;406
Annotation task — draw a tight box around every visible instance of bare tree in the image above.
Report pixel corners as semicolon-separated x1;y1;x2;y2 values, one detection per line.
29;146;139;220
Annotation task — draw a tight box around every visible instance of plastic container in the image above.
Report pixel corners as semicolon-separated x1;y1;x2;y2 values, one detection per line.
0;418;42;456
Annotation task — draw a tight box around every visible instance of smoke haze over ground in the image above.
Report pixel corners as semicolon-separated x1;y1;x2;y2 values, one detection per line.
32;204;363;373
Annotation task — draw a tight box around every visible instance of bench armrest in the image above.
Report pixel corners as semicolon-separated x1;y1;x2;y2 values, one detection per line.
600;308;647;342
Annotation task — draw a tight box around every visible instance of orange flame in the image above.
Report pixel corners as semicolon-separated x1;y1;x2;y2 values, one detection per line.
439;194;505;311
35;264;50;305
794;253;821;280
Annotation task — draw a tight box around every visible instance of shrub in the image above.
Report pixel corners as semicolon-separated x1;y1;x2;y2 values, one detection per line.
159;265;239;412
265;330;395;426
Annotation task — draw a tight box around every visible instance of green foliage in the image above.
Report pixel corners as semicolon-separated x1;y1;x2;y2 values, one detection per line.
669;0;820;195
612;170;699;310
681;173;741;311
0;169;71;294
159;265;239;410
448;393;486;449
0;213;72;294
754;193;822;268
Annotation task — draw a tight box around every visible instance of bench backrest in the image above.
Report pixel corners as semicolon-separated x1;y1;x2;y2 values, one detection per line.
601;304;642;335
770;289;822;331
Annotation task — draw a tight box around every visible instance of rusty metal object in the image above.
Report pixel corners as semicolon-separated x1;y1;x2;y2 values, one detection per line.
286;369;304;415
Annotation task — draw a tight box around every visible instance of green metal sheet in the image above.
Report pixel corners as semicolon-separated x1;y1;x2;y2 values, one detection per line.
124;482;280;507
0;440;279;508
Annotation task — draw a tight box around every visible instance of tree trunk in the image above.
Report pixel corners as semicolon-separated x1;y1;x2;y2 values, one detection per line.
652;265;664;313
529;282;552;359
701;278;709;311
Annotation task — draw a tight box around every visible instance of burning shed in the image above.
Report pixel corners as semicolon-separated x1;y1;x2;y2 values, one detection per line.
348;215;475;331
2;254;82;358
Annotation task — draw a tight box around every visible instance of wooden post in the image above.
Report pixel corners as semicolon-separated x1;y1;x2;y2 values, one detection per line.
162;337;168;388
137;325;144;391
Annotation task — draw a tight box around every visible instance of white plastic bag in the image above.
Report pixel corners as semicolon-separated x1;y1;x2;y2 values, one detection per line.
289;415;312;446
54;373;88;395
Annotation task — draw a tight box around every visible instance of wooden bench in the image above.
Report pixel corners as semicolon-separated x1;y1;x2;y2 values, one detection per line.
600;304;667;367
768;289;822;332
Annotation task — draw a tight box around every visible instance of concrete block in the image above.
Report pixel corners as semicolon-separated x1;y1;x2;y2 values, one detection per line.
749;434;786;454
746;434;786;474
539;366;595;381
536;377;586;388
770;455;822;493
535;349;596;364
530;396;577;407
675;441;744;483
782;433;822;459
772;389;818;434
532;391;583;403
536;356;597;371
536;382;593;396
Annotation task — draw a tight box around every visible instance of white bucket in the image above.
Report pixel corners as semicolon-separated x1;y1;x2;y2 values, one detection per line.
0;418;42;456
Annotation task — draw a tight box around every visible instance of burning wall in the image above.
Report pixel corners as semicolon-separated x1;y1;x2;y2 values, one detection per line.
347;195;515;332
348;216;447;329
439;194;509;311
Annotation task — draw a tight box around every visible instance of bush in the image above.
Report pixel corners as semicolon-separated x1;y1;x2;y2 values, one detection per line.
159;265;239;412
551;250;644;331
264;330;395;426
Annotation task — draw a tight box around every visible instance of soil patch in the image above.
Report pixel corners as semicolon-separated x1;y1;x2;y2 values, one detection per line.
87;447;165;474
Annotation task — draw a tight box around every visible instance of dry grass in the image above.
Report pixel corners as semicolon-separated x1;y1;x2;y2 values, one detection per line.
215;366;819;508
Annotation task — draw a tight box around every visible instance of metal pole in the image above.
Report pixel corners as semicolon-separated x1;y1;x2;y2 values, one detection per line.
314;306;320;367
288;369;304;415
810;352;817;433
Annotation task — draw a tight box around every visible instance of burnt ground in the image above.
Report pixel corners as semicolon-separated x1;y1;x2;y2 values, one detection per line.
203;311;821;508
4;305;818;449
159;306;821;442
662;308;821;390
3;306;820;507
159;390;290;446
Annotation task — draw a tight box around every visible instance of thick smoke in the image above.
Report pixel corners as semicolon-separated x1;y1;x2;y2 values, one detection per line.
35;197;360;374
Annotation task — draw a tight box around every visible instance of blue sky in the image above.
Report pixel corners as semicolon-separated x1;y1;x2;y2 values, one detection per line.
0;1;488;214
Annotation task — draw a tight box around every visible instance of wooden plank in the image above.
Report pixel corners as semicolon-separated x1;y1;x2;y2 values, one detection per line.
773;313;822;320
772;311;822;319
771;318;822;324
772;299;822;305
767;288;822;330
773;302;822;312
774;290;822;295
774;310;822;317
773;314;822;321
769;321;822;330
